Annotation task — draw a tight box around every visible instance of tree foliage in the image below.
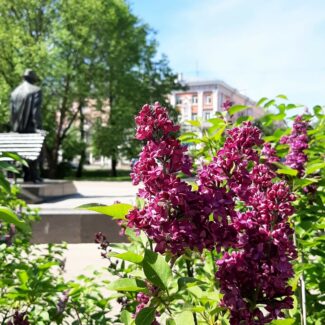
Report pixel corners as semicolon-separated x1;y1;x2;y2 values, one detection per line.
0;0;180;177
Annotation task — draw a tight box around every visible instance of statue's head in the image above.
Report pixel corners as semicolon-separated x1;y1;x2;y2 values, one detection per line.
23;69;40;84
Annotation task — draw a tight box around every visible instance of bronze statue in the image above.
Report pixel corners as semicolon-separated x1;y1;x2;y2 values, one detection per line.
11;69;42;133
10;69;43;182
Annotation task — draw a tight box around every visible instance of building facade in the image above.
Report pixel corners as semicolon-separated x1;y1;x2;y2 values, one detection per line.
169;80;263;123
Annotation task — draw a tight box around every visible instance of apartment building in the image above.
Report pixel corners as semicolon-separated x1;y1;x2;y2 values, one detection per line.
169;80;263;123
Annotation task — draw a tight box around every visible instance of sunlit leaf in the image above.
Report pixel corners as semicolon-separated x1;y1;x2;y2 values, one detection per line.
142;249;172;290
107;278;147;292
135;307;156;325
228;105;247;116
0;207;30;232
76;203;133;220
108;251;143;264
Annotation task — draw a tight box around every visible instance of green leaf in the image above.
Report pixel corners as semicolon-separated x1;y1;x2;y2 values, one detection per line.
186;181;198;191
121;310;134;325
178;132;198;141
0;173;11;193
107;278;147;292
257;97;268;106
174;311;195;325
287;103;303;110
264;99;276;108
0;161;19;173
213;126;225;142
135;307;156;325
186;120;201;127
207;117;226;127
0;206;30;232
305;162;325;176
271;319;295;325
277;168;298;176
276;94;288;100
178;277;205;290
273;162;298;176
39;311;50;321
228;105;247;116
76;203;133;220
142;249;172;290
313;105;324;117
18;270;29;285
0;152;28;166
293;178;318;189
235;115;253;125
108;251;143;264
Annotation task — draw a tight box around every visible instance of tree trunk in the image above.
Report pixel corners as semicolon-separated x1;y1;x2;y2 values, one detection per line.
76;149;86;178
45;145;59;179
76;104;85;178
111;158;117;177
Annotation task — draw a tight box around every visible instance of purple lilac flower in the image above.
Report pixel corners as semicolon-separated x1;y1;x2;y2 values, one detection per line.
56;290;69;314
129;106;296;323
280;115;308;176
7;311;30;325
128;103;230;255
135;292;150;314
223;99;233;111
262;143;280;163
201;122;297;324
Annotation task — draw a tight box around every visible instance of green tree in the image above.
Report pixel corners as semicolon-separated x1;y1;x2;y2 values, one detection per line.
0;0;180;178
92;54;182;176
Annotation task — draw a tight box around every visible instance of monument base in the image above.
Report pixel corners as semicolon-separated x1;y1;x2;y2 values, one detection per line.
17;179;77;203
31;210;127;244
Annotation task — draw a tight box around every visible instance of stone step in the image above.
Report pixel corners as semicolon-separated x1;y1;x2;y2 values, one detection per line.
18;179;77;203
31;209;127;244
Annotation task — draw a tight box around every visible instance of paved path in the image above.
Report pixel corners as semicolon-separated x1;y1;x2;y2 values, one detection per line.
31;181;138;279
31;181;138;210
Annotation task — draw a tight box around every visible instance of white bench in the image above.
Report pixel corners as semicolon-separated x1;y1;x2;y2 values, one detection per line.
0;132;46;161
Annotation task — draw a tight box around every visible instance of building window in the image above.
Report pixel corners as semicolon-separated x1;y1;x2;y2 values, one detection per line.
204;111;211;120
192;96;198;104
205;95;212;104
191;113;197;120
219;93;224;109
176;96;182;104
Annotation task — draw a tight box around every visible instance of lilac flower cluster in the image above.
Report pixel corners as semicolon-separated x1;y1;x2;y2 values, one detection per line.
222;99;233;111
128;102;220;254
262;143;280;163
135;292;150;314
280;115;309;176
7;311;30;325
201;123;296;324
56;290;69;314
128;105;296;323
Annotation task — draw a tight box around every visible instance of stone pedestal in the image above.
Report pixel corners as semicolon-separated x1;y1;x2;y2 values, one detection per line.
31;210;127;244
18;179;77;203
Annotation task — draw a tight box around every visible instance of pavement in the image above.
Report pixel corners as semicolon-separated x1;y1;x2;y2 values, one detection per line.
30;180;138;210
31;181;138;280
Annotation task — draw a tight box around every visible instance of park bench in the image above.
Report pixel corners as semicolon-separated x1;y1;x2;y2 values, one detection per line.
0;132;46;202
0;132;46;161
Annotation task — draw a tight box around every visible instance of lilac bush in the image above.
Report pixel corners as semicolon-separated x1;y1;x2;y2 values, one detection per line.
280;115;309;176
124;103;297;324
85;99;324;325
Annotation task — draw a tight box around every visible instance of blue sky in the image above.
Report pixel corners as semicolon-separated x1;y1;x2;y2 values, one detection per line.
130;0;325;108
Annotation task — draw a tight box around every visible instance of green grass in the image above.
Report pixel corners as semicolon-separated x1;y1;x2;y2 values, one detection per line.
65;169;132;181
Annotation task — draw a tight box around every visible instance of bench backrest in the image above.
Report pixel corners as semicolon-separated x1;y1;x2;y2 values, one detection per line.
0;132;46;161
